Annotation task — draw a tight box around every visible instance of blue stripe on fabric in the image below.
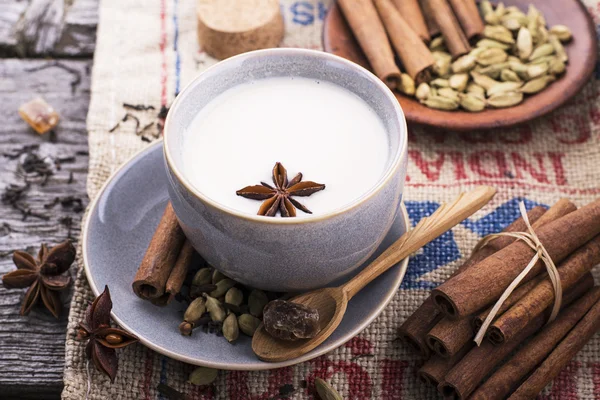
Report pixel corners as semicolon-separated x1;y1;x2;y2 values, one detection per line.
173;0;181;96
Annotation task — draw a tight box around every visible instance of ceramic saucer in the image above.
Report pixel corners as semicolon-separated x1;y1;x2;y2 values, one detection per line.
82;140;410;370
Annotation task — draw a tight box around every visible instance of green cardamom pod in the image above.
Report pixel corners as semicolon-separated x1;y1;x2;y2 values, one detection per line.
476;39;511;50
225;287;244;307
432;58;451;77
537;26;549;44
517;28;533;61
527;63;549;80
222;313;239;343
502;11;528;26
459;94;486;112
549;58;566;75
248;289;269;318
483;25;515;44
212;270;226;284
399;74;415;96
238;313;261;336
480;0;500;25
549;25;572;42
508;61;529;80
415;83;431;101
438;88;460;102
487;81;524;98
487;91;524;108
529;43;555;61
477;62;509;80
466;83;486;98
469;47;488;59
192;268;212;286
188;367;218;386
500;69;522;82
184;297;206;324
495;2;505;17
449;74;469;92
315;378;343;400
451;55;477;74
432;51;452;62
204;295;226;322
527;5;540;43
430;78;450;88
209;278;236;298
502;18;521;31
549;35;568;63
429;36;446;52
520;75;556;94
528;55;555;65
421;96;459;111
470;71;500;91
476;48;508;66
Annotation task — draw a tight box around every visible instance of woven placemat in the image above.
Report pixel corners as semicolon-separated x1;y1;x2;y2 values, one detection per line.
62;0;600;398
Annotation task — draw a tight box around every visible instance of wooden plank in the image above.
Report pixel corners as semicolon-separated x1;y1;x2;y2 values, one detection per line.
0;0;98;57
0;59;91;398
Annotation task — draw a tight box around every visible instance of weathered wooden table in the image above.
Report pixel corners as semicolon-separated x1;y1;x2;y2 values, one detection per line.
0;1;98;398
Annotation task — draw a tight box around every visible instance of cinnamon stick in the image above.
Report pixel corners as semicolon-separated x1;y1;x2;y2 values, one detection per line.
374;0;434;84
426;201;573;358
338;0;401;89
471;285;600;400
508;287;600;399
391;0;430;42
150;240;196;306
447;0;484;40
473;273;546;331
488;234;600;345
439;275;593;400
132;202;186;300
432;197;600;319
418;343;473;388
422;6;441;37
420;0;470;58
398;206;547;357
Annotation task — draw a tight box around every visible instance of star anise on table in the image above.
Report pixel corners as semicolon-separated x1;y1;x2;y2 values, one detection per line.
76;286;139;382
236;162;325;217
2;240;75;318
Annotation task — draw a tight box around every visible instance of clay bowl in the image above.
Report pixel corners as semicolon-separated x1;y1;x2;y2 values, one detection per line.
323;0;597;131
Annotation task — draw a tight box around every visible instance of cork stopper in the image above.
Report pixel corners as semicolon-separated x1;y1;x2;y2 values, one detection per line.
197;0;284;60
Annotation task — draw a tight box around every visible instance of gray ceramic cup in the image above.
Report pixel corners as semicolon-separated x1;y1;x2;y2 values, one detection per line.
164;48;407;291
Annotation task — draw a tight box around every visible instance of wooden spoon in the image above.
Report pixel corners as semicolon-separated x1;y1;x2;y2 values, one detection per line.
252;186;497;362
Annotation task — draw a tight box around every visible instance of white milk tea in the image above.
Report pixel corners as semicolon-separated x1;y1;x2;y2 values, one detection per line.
182;76;390;217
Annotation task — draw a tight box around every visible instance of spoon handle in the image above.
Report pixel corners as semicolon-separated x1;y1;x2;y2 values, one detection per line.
342;186;497;299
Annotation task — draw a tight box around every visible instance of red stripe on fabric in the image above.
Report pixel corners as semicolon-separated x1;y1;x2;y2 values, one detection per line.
540;361;580;399
406;180;600;195
143;347;155;400
380;360;409;400
159;0;168;106
593;362;600;398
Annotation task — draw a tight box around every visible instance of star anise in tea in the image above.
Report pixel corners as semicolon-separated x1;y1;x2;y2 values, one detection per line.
2;240;75;318
236;162;325;217
76;286;139;382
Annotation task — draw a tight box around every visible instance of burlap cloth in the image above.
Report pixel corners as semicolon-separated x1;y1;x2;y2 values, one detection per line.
62;0;600;398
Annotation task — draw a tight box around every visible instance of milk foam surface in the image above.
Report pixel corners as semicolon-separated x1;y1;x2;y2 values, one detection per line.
181;77;391;217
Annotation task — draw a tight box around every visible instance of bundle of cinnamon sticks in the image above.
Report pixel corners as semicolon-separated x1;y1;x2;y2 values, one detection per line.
337;0;481;92
399;197;600;398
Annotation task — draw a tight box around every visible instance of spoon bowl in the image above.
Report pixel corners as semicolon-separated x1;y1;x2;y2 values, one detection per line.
253;287;348;362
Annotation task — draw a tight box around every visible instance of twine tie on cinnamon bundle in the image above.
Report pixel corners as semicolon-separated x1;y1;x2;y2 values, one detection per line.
473;202;562;346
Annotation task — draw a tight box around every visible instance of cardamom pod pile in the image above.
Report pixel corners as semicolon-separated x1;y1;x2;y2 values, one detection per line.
178;266;279;343
408;1;571;111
